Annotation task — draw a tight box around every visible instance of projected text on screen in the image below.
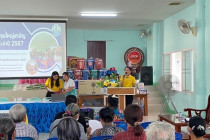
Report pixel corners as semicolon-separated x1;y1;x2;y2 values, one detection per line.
0;22;66;78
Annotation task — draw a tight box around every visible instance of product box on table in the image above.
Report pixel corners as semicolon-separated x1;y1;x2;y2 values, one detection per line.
139;89;147;94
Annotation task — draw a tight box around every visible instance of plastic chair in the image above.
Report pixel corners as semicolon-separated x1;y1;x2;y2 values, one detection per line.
90;135;113;140
141;121;152;129
175;132;183;140
114;121;127;131
0;97;9;102
15;137;34;140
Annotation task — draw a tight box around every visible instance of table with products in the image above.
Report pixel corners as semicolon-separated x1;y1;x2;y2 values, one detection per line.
0;101;66;133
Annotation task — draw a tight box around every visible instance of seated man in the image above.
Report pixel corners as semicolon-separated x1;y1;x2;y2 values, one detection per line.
145;121;175;140
9;104;38;140
54;95;87;133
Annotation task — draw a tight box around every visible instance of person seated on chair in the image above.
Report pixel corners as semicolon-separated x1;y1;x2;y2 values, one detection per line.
188;116;206;140
0;117;16;140
87;107;124;139
113;104;146;140
145;121;175;140
54;95;86;133
45;71;63;97
57;117;81;140
50;103;87;140
107;94;124;121
9;104;38;140
62;72;77;97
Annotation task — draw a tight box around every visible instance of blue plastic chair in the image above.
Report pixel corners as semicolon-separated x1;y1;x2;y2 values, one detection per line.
114;121;127;131
175;132;183;140
15;137;34;140
141;121;152;129
90;135;113;140
0;97;9;102
47;138;58;140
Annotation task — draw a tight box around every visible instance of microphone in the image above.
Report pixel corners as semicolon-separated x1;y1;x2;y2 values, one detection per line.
123;72;127;79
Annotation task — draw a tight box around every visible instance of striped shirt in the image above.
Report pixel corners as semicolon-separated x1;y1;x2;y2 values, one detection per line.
16;122;38;140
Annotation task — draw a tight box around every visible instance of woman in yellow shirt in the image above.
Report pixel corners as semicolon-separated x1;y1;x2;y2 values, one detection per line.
45;71;63;97
120;66;136;106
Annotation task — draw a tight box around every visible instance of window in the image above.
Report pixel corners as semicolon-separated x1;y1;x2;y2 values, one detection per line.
163;50;193;92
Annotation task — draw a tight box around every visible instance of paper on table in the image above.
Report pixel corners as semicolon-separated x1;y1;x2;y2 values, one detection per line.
89;120;103;135
47;87;53;92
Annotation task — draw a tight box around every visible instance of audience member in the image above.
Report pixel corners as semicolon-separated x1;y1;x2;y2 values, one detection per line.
45;71;63;97
0;117;16;140
50;103;87;140
188;116;206;140
107;94;124;121
88;107;124;139
9;104;38;140
57;117;81;140
145;121;175;140
113;104;145;140
54;95;86;132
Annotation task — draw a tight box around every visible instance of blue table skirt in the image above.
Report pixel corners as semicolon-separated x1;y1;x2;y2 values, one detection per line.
0;102;66;133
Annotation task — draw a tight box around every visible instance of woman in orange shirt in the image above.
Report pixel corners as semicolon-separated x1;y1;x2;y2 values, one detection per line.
45;71;63;97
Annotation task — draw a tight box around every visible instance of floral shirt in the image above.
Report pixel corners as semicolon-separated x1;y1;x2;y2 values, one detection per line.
91;124;124;138
113;108;124;121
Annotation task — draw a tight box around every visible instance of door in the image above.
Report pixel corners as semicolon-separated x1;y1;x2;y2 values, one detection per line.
87;41;106;67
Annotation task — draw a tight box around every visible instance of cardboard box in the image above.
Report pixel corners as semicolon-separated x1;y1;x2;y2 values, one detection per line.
78;80;102;95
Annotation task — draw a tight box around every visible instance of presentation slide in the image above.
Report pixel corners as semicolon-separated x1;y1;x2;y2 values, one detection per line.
0;21;67;78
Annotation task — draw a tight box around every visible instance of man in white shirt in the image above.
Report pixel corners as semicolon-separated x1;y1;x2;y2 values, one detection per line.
62;72;77;97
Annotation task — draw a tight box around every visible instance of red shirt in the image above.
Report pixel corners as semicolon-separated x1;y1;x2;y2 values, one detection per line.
113;127;146;140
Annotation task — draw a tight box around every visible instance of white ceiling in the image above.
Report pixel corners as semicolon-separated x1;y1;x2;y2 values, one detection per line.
0;0;195;30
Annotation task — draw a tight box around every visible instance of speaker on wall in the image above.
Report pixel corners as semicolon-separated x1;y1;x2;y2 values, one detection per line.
141;66;153;85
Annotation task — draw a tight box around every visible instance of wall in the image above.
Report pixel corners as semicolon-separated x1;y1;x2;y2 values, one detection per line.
67;29;147;75
150;0;209;113
205;0;210;102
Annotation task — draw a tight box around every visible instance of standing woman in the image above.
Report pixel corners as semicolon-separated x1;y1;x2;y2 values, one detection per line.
45;71;63;97
62;72;77;97
120;66;136;106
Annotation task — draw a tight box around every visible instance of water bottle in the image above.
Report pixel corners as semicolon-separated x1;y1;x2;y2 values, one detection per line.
178;112;182;118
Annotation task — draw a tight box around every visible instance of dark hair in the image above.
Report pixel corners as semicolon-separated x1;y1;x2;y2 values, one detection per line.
99;107;114;123
65;95;77;106
62;72;69;77
124;66;132;72
108;95;118;109
57;117;81;140
0;118;15;140
189;116;206;137
124;104;143;136
51;71;60;88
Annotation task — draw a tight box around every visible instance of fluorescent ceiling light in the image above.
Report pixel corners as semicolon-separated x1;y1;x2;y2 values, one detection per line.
81;13;117;17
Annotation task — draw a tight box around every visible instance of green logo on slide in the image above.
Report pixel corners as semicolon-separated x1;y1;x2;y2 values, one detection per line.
52;24;61;36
